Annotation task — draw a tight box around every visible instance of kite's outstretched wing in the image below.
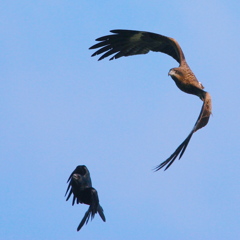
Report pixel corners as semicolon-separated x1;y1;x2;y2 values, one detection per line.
90;29;185;63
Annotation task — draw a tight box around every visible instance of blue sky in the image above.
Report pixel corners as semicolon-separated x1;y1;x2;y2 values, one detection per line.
1;1;240;239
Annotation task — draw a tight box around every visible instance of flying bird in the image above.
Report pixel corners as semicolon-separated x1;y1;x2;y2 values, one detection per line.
65;165;106;231
89;29;212;170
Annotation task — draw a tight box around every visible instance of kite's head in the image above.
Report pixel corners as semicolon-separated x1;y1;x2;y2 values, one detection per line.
168;68;183;78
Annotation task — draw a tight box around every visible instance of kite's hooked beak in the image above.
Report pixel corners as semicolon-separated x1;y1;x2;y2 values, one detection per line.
168;69;174;76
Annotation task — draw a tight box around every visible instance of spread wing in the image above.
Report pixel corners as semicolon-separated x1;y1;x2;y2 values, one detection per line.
89;29;185;64
65;165;92;206
65;165;92;204
155;92;212;171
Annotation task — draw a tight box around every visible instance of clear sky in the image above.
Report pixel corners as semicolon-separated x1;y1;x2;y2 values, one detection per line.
1;1;240;239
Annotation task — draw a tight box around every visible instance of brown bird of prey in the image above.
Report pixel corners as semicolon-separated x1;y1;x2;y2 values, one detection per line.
65;165;106;231
89;29;212;170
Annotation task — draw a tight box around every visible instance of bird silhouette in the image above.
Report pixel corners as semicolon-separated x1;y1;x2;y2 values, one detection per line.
65;165;106;231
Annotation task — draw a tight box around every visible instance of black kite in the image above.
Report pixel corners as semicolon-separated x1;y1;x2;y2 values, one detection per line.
89;30;212;170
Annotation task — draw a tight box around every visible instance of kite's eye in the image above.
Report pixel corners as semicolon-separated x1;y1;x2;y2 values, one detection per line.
174;69;184;76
